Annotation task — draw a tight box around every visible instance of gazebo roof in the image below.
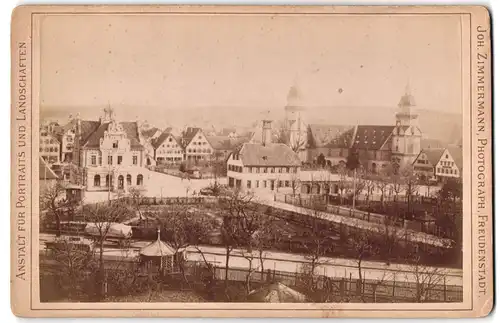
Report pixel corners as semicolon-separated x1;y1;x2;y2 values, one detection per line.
140;229;176;257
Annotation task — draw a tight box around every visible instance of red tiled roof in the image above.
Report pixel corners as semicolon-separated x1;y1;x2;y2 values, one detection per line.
238;143;301;167
351;125;395;150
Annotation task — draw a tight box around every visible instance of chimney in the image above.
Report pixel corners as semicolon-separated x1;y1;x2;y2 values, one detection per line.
262;120;272;146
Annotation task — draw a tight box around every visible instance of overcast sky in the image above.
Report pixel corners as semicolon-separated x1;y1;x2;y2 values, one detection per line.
40;14;464;118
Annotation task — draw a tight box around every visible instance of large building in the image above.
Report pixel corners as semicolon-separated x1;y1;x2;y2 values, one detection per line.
71;107;148;192
227;120;301;191
306;88;422;173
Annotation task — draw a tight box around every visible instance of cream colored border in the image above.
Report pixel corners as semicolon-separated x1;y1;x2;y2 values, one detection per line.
10;5;492;318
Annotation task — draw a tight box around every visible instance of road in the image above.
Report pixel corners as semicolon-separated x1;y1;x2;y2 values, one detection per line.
255;197;454;248
39;233;462;286
83;170;227;203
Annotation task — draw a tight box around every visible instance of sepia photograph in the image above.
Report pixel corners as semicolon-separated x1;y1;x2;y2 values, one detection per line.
11;5;492;318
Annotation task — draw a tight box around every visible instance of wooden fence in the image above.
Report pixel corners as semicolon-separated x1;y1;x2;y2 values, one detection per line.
189;264;462;303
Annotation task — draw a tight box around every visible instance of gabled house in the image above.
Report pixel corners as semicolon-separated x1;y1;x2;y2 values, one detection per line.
71;108;148;192
181;127;213;162
227;120;301;191
413;147;460;181
39;128;61;165
152;128;183;164
206;135;249;162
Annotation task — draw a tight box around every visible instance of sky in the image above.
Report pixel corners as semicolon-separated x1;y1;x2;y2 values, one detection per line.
40;13;465;120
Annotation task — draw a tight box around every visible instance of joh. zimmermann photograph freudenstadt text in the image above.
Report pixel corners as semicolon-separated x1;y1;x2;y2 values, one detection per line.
37;13;466;304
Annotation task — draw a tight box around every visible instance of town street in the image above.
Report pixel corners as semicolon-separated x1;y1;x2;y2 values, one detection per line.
39;234;462;286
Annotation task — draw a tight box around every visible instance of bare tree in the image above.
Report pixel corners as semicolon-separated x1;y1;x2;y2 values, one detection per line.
157;205;219;286
406;253;447;302
401;165;419;217
219;190;259;292
348;231;379;302
43;236;96;300
40;181;78;236
81;200;134;300
290;170;301;197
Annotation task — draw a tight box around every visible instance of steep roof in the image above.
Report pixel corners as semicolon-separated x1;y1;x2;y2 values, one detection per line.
351;125;395;150
207;136;249;151
447;146;463;170
238;143;301;167
182;127;202;143
79;120;101;144
141;127;160;139
152;128;176;149
420;148;446;167
308;124;353;148
82;121;144;150
39;157;59;180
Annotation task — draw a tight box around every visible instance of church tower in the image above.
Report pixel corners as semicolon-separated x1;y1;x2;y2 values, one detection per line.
391;84;422;167
284;85;308;162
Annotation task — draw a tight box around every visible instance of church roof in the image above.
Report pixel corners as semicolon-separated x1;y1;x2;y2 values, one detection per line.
351;125;395;150
308;124;353;148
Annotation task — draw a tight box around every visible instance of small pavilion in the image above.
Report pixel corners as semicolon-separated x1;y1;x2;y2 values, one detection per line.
139;229;179;275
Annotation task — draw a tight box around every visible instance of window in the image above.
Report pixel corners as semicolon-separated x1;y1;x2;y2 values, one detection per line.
249;167;253;173
285;167;289;173
133;156;138;165
93;175;100;187
108;156;113;165
39;148;42;152
256;181;259;188
270;168;275;173
106;175;112;187
263;180;267;188
137;174;144;186
247;180;251;189
285;181;290;187
169;138;172;142
278;168;282;173
264;167;268;173
278;181;282;188
113;141;118;148
118;156;123;165
54;147;58;152
256;167;260;173
446;154;449;158
91;155;96;165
